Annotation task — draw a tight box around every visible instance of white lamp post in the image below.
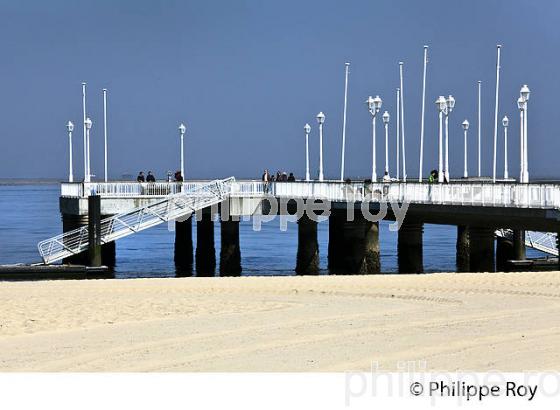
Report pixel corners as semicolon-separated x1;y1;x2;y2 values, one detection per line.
477;80;482;177
340;62;350;181
66;121;74;182
436;96;447;183
520;84;530;183
396;88;400;180
84;117;92;181
419;46;429;182
366;96;382;182
399;62;406;182
316;112;325;181
502;116;509;180
462;119;469;178
81;82;88;182
517;97;526;183
382;111;390;175
103;88;108;182
444;95;455;182
492;45;502;183
178;123;186;180
304;123;311;181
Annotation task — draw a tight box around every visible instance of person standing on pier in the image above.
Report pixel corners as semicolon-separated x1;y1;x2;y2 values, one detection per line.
137;171;145;182
146;171;156;182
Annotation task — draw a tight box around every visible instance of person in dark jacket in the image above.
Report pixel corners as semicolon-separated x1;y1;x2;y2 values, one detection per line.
137;172;145;182
146;171;156;182
287;172;295;182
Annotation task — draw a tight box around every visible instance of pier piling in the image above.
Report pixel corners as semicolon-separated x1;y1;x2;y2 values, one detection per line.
456;225;470;272
296;213;319;275
469;226;495;272
174;217;193;274
87;195;102;267
220;218;242;276
328;209;380;274
398;220;424;273
196;208;216;276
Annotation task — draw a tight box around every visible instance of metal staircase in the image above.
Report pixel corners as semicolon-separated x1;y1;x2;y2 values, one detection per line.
38;177;235;264
495;229;558;257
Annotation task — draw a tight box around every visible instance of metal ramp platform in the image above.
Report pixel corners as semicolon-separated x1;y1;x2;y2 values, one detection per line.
495;229;558;257
38;177;234;264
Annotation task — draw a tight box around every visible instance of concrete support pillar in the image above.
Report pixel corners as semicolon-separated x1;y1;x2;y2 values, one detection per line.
295;214;319;275
88;195;102;267
469;227;495;272
220;219;241;276
328;209;345;272
196;209;216;276
328;209;380;274
174;217;193;274
101;241;116;268
513;230;526;260
398;220;424;273
456;225;470;272
496;237;514;272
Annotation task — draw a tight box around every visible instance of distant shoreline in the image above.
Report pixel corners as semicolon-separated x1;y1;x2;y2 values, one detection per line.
0;178;61;186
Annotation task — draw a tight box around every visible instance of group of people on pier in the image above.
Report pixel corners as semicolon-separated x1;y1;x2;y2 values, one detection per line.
261;169;296;182
136;170;184;183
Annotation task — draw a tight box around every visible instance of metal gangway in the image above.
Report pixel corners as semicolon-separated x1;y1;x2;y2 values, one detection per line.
38;177;235;264
495;229;558;257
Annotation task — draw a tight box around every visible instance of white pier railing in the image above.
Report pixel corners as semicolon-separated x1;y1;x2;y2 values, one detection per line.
60;180;560;209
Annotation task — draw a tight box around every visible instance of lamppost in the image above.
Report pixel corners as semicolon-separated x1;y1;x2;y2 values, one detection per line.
84;117;92;181
178;123;186;179
82;82;88;182
520;84;530;183
382;111;390;176
66;121;74;182
419;45;428;182
304;123;311;181
517;97;526;183
316;112;325;181
103;88;108;182
444;95;455;182
462;119;469;178
340;62;350;181
436;96;447;183
477;80;482;177
502;116;509;180
366;96;382;182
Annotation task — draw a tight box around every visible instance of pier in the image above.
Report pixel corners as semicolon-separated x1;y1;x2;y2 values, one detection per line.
39;179;560;274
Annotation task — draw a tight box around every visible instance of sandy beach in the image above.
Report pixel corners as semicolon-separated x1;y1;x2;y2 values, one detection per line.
0;272;559;372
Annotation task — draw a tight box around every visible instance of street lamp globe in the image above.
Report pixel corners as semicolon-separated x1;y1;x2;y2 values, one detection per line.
373;95;382;112
85;117;92;130
436;96;447;112
382;111;390;124
517;97;526;110
446;95;456;112
462;119;469;130
502;116;509;128
178;123;186;135
316;112;325;124
304;123;311;134
365;96;375;113
520;84;530;101
67;121;74;132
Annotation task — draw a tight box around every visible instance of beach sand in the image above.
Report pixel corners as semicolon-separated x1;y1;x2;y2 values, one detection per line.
0;272;559;371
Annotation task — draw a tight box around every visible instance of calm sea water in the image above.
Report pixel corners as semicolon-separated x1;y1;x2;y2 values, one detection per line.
0;184;543;278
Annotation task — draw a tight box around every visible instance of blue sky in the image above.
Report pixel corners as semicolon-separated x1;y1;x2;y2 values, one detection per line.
0;0;558;180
